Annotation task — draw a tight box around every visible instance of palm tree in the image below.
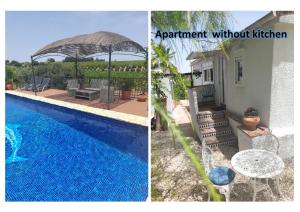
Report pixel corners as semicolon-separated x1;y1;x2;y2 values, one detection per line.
152;11;232;58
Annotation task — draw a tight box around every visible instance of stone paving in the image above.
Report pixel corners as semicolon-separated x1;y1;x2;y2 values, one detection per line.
6;90;147;126
12;89;148;117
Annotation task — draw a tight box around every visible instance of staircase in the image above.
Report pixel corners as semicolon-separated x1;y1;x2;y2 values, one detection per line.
197;110;237;147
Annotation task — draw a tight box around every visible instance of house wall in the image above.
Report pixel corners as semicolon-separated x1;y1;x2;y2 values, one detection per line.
225;38;274;126
187;88;203;140
191;57;220;106
191;60;203;86
269;23;293;131
268;23;294;158
225;21;294;159
161;77;174;114
213;55;225;105
191;59;214;86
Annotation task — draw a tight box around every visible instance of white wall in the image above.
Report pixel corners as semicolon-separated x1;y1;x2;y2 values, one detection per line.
225;37;274;126
191;59;213;86
187;88;203;140
269;23;294;133
213;55;224;105
191;60;203;86
161;77;174;114
224;21;294;158
269;22;294;158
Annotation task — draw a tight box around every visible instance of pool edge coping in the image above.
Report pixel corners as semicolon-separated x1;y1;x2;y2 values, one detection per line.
6;91;148;127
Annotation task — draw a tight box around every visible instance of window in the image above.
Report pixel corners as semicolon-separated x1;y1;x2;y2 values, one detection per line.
204;68;213;82
234;56;244;85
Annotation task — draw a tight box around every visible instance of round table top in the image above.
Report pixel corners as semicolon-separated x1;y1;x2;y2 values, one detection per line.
231;149;284;178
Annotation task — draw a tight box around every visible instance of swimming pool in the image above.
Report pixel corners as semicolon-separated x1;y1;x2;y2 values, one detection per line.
5;94;148;201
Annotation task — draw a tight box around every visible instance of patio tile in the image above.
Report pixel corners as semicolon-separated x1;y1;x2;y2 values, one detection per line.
11;89;147;117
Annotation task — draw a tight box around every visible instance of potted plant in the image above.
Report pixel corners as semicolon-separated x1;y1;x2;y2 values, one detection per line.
121;79;133;100
137;95;147;102
5;81;14;90
243;107;260;131
136;77;148;102
5;66;17;90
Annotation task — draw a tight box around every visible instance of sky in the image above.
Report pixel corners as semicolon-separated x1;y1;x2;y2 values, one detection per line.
5;11;148;62
157;11;270;73
6;11;269;67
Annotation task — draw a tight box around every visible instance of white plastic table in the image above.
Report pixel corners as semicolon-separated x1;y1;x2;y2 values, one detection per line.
231;149;284;201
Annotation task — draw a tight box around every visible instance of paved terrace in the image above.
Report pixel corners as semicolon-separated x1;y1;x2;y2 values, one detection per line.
151;100;293;201
12;89;147;117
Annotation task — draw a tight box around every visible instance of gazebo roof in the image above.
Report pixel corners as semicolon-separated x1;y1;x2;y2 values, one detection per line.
32;31;146;59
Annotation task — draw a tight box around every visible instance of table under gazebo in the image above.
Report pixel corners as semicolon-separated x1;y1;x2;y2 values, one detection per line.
30;31;146;109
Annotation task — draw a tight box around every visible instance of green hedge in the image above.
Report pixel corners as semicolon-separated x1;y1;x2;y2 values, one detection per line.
7;60;147;90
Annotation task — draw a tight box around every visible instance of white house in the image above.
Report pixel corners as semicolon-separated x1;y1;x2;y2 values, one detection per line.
186;11;294;158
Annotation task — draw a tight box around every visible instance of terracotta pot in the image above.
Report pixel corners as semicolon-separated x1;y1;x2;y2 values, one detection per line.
6;82;14;90
243;115;260;131
137;95;147;102
121;90;131;100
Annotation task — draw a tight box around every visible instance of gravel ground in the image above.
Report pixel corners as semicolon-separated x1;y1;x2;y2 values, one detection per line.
151;129;294;202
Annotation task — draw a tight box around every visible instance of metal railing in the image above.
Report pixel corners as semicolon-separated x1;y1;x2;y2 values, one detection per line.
85;77;148;98
191;84;215;104
16;74;148;99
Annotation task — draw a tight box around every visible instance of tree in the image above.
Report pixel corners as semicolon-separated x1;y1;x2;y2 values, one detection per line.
63;56;94;62
151;11;233;112
63;57;74;62
10;60;22;67
5;66;17;83
47;58;55;63
151;11;233;201
152;11;232;55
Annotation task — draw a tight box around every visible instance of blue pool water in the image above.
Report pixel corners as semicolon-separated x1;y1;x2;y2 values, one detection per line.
5;94;148;201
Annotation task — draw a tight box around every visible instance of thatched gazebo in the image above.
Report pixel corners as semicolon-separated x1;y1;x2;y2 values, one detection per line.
31;31;146;109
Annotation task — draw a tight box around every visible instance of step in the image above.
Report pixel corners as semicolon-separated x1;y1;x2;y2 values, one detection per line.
203;134;237;147
200;126;233;138
197;110;225;119
198;117;229;129
198;101;215;107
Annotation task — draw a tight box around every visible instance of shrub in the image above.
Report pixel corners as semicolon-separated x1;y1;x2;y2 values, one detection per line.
244;107;259;116
6;60;147;90
5;66;18;83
